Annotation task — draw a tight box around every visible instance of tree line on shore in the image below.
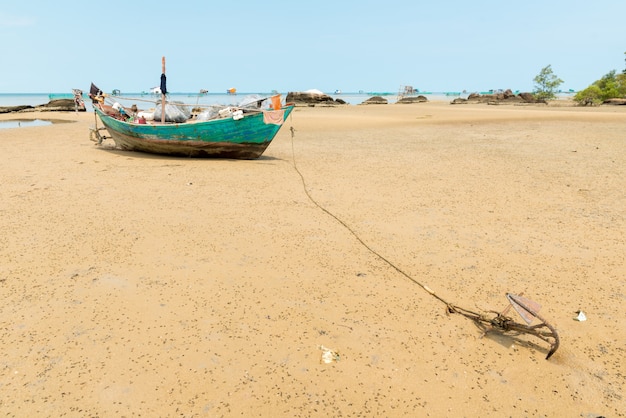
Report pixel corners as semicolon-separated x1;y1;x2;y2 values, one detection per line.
534;52;626;105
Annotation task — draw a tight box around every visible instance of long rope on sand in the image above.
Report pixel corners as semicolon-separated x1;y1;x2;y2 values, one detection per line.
286;124;560;360
287;126;448;304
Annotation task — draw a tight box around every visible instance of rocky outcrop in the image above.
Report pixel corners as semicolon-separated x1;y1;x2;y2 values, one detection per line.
517;92;539;103
0;99;85;113
286;90;344;106
360;96;388;105
602;98;626;105
0;105;33;114
38;99;86;111
396;95;428;104
451;89;544;105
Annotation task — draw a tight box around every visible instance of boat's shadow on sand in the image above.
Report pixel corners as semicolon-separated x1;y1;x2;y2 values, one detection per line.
95;144;284;162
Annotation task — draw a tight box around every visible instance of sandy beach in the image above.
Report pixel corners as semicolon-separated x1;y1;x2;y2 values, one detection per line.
1;102;625;416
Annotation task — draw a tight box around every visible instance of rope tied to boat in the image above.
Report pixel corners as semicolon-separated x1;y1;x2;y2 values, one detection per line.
89;110;109;144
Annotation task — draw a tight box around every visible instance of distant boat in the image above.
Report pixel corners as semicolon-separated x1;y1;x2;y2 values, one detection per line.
227;87;237;95
400;85;418;96
48;93;74;100
397;85;431;101
334;89;342;94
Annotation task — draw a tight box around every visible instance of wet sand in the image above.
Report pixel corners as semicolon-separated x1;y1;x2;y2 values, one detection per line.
1;102;625;416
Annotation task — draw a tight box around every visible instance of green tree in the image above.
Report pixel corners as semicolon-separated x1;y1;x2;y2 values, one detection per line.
574;70;626;104
533;65;564;101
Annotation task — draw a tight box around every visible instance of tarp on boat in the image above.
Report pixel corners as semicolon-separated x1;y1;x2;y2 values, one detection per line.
154;101;191;123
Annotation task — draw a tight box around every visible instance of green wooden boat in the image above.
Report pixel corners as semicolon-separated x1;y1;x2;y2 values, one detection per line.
48;93;75;100
92;102;293;159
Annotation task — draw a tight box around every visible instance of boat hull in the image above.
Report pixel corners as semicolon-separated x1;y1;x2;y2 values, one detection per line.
95;105;293;159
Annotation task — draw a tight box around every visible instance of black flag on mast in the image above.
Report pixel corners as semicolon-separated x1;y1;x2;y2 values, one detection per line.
160;73;167;95
90;83;100;96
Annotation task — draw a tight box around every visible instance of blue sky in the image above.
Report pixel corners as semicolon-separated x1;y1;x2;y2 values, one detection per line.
0;0;624;94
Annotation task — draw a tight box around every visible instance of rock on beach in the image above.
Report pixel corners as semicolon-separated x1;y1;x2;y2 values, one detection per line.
450;89;544;105
286;90;345;106
360;96;388;105
396;95;428;104
0;99;85;114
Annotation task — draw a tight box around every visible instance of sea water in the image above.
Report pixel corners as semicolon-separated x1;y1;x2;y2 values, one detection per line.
0;93;57;107
0;91;462;111
0;119;53;129
5;90;578;110
0;91;404;109
0;91;576;111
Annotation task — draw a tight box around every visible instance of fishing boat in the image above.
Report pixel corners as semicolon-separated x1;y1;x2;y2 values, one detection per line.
48;93;75;100
89;58;293;159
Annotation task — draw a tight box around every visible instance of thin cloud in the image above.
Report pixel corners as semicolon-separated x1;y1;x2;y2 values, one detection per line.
0;13;36;28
